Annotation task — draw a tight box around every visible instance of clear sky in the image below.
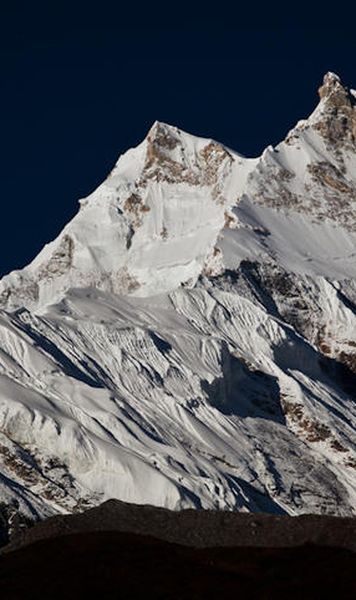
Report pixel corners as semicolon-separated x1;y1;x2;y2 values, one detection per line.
1;4;355;276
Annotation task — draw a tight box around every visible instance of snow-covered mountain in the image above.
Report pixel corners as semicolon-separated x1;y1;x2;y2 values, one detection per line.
0;72;356;534
0;122;251;308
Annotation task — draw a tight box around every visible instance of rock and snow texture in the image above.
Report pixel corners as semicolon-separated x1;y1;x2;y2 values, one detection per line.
0;122;250;310
0;73;356;532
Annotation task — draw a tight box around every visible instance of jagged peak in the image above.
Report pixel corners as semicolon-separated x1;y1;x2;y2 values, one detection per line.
141;120;235;186
318;71;354;106
319;71;341;92
286;72;352;143
107;122;185;187
146;121;227;155
0;119;240;310
311;71;356;148
283;72;356;149
145;121;182;161
147;120;180;139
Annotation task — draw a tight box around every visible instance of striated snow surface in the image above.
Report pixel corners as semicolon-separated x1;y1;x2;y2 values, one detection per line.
0;73;356;533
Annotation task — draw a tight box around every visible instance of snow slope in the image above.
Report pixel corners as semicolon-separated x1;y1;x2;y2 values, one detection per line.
0;122;256;310
0;73;355;533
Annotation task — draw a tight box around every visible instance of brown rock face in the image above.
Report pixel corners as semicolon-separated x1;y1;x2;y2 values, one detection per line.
141;122;234;204
318;72;347;102
314;72;356;148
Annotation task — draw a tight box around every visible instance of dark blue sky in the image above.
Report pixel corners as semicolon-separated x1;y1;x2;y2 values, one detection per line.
1;4;355;276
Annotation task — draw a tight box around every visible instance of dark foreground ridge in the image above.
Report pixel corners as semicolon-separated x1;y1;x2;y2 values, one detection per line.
1;530;356;600
2;498;356;552
1;501;356;599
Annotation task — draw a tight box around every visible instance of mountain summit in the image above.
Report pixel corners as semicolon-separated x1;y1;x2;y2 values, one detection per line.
0;74;356;537
0;121;248;309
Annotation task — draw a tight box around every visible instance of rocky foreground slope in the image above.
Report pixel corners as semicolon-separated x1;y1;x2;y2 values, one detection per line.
1;500;355;600
0;72;356;535
2;532;355;600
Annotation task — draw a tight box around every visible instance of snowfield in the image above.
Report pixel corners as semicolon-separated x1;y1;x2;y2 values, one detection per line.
0;72;356;532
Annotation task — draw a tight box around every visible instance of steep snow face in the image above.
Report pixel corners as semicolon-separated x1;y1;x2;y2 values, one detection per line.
0;288;355;524
252;71;356;232
222;72;356;280
220;71;356;373
0;122;256;311
0;74;356;534
0;282;356;518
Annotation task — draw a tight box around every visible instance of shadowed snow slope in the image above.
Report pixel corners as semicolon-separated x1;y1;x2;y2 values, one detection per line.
0;73;356;535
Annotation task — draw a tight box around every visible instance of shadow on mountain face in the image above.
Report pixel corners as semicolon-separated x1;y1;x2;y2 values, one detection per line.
213;262;356;401
202;348;284;423
148;330;173;353
1;530;355;600
273;329;356;402
14;315;104;389
318;352;356;398
230;475;288;515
